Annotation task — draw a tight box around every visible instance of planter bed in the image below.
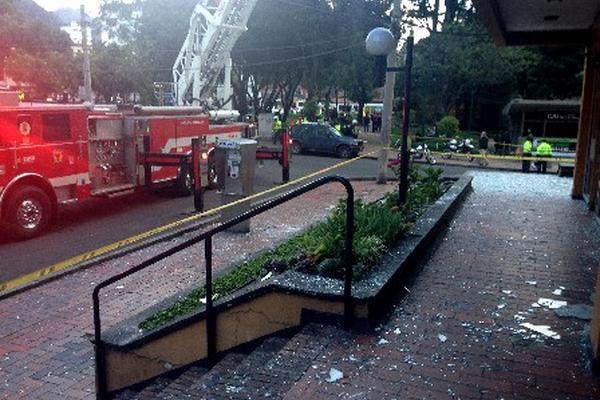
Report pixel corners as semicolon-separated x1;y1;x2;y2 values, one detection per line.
100;172;472;394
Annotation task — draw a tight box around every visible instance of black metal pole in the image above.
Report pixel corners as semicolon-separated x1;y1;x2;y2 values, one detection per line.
399;34;414;205
282;129;290;183
205;236;216;366
92;289;107;400
143;136;152;188
343;185;355;329
192;138;203;212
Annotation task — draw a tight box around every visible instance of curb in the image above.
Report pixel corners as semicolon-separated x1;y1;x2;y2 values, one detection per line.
0;214;220;301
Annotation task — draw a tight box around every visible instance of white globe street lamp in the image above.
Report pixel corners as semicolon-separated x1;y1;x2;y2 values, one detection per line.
365;28;396;57
365;27;398;184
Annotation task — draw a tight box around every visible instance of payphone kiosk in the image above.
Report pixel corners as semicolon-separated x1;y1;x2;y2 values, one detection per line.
215;138;257;232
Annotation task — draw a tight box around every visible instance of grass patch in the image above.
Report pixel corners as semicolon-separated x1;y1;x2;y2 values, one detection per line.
139;166;445;332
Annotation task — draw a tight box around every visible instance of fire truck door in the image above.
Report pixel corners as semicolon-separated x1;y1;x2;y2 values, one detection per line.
33;113;79;200
0;114;16;189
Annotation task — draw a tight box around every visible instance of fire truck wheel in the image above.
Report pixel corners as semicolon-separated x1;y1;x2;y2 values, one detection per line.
6;185;52;240
175;167;194;196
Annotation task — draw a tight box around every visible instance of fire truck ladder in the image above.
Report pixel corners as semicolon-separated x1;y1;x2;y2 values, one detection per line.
173;0;258;107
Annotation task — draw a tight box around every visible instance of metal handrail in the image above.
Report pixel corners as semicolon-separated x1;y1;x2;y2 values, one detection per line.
92;175;354;399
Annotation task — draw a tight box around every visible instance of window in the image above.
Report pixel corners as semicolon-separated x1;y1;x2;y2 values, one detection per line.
42;114;71;142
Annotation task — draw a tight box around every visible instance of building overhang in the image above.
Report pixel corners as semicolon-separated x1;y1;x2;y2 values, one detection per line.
473;0;600;46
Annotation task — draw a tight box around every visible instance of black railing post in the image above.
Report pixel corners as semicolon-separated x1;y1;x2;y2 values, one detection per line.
93;288;108;400
343;183;355;329
282;129;290;183
205;236;216;366
143;136;152;188
192;138;203;212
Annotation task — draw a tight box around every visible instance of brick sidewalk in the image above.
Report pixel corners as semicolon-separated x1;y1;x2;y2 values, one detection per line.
282;172;600;399
0;180;395;399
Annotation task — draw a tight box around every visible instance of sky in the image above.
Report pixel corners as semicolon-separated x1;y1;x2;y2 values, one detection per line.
34;0;101;16
33;0;433;42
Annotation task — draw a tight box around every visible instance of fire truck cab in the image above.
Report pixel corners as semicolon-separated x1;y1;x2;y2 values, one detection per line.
0;96;245;240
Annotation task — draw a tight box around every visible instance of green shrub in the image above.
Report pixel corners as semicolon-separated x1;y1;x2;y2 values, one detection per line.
437;115;460;137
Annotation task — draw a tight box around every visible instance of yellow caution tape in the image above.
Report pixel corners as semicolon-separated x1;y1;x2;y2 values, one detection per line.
412;136;577;150
0;150;379;294
428;151;575;163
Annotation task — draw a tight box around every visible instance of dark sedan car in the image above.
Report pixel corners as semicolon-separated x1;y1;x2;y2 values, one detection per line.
290;123;364;158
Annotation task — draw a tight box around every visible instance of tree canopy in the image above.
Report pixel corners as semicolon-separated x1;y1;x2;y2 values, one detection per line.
3;0;583;132
402;0;583;131
0;0;78;98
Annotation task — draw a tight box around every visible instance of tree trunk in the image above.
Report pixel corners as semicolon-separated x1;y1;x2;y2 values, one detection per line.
444;0;460;24
432;0;440;32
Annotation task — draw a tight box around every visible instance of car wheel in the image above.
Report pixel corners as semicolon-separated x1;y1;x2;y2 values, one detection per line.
337;145;351;159
6;185;52;240
291;142;302;154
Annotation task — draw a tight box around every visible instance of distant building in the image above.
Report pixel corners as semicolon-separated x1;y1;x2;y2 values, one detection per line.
503;98;580;140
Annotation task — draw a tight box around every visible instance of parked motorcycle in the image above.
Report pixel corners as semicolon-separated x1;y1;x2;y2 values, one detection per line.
387;142;436;168
410;143;437;164
442;138;475;162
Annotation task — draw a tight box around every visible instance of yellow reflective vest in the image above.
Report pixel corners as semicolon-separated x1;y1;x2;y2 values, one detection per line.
536;142;552;156
523;140;533;154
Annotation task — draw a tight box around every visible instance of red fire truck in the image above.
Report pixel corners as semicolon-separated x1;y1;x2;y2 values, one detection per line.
0;95;246;239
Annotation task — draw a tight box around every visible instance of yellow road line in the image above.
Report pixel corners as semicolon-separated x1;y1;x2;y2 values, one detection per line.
0;151;378;294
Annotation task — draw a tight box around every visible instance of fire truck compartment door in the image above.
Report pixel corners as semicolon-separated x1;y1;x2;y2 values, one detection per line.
148;119;178;183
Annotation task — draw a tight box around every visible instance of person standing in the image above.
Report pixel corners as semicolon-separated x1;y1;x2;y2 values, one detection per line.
522;134;533;173
478;131;489;167
535;138;552;173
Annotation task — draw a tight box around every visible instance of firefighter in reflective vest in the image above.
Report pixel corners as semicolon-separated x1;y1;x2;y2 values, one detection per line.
535;139;552;174
522;134;533;173
334;121;342;132
17;90;25;102
272;116;283;144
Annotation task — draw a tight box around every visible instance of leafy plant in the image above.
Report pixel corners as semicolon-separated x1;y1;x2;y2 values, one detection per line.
437;115;460;137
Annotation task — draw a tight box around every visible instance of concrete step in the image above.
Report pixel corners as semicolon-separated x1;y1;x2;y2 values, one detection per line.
199;324;340;399
196;336;290;399
114;324;341;399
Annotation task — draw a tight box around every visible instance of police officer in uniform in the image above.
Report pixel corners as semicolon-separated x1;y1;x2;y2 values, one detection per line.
522;134;533;173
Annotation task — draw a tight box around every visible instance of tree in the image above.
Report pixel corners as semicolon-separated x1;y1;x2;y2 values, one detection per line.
328;0;392;121
0;0;78;98
233;0;336;119
97;0;198;103
91;44;140;102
